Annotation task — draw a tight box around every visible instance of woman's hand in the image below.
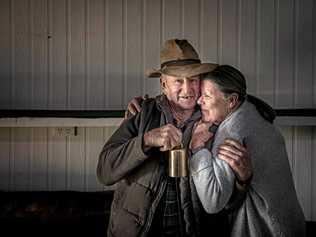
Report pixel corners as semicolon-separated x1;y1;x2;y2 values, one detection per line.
217;139;253;183
190;120;214;150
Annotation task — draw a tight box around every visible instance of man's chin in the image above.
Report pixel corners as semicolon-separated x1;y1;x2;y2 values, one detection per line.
177;99;197;109
179;102;196;110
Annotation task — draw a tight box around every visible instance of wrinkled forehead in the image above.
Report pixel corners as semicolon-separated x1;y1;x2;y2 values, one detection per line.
200;80;220;94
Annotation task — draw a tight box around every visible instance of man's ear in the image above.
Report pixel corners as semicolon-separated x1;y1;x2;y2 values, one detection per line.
228;93;239;109
160;77;167;93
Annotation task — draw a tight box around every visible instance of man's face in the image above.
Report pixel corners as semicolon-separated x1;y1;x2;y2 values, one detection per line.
161;74;200;111
198;80;231;124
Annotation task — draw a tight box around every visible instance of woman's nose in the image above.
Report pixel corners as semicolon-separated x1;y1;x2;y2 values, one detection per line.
197;96;203;105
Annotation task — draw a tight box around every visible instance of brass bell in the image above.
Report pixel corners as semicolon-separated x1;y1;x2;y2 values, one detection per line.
168;144;188;177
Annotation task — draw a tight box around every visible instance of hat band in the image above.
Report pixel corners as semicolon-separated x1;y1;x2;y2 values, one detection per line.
161;59;201;68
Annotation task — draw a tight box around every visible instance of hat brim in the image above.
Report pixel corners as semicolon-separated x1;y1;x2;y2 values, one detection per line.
146;63;218;78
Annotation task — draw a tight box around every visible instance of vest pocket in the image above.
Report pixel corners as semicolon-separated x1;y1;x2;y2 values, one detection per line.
122;182;153;225
109;181;153;236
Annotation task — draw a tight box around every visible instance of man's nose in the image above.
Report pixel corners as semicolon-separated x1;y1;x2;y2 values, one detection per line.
197;96;203;105
182;79;191;93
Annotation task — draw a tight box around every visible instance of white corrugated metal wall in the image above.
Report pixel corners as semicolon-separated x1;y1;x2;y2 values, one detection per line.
0;0;315;220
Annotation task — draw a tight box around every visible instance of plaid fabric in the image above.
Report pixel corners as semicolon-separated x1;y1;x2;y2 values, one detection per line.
150;95;201;237
162;177;185;237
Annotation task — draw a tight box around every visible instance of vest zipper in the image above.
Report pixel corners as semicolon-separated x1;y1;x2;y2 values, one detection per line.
141;178;167;236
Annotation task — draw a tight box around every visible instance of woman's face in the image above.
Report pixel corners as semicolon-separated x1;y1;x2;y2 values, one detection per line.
198;80;231;124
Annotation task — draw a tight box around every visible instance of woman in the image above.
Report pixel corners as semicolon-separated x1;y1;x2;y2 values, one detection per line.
189;65;305;236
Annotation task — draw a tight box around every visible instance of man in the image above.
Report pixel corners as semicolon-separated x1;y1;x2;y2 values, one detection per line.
97;39;251;237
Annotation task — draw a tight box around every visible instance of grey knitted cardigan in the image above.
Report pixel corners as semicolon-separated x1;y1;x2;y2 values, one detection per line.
190;101;305;237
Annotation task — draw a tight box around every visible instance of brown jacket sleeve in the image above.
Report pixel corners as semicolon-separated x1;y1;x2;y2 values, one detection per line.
96;113;150;186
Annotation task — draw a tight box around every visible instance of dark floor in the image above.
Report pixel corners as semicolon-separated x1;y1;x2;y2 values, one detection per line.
0;191;314;237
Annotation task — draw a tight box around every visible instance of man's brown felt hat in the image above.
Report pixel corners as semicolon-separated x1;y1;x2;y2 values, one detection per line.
146;39;218;78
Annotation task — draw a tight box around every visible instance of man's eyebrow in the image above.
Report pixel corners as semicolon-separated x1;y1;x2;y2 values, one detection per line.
187;77;199;80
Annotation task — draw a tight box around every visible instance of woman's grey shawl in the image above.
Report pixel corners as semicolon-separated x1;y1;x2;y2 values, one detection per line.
190;101;305;237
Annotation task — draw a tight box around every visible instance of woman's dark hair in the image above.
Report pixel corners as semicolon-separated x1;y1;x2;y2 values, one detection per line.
202;65;247;102
202;65;276;123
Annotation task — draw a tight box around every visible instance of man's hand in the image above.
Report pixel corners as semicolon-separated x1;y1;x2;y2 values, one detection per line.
124;95;148;119
217;139;252;183
143;124;182;151
190;120;214;150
